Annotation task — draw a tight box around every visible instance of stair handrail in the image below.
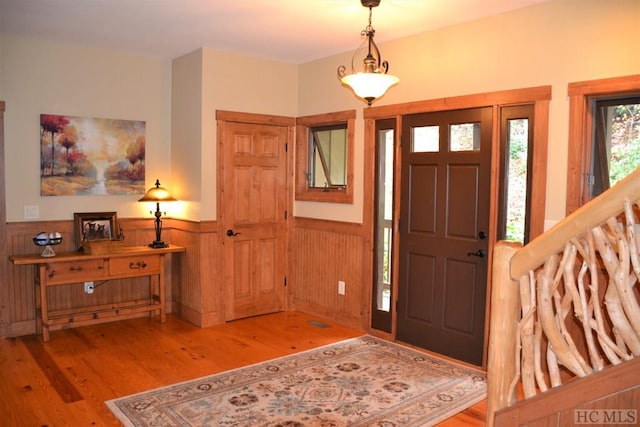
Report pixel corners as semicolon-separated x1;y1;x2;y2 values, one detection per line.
487;167;640;426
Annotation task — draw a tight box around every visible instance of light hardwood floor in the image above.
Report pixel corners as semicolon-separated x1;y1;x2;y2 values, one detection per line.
0;311;487;426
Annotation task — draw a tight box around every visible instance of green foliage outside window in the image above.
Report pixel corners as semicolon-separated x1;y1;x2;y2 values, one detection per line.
608;104;640;186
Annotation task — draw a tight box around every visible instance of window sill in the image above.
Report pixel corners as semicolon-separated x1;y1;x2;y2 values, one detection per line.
295;187;353;204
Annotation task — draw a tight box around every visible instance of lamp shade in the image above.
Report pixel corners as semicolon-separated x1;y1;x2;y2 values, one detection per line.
138;179;176;203
340;72;399;104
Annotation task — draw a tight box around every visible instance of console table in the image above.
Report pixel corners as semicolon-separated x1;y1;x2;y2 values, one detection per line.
10;245;184;341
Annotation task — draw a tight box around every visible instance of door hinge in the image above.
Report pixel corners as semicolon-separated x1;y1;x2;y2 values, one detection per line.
284;277;288;287
285;210;288;220
285;142;288;152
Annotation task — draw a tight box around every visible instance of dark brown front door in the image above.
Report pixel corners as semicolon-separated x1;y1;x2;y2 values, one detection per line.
397;107;492;365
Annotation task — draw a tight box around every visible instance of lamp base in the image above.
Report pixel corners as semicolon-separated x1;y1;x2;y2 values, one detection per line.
149;241;169;249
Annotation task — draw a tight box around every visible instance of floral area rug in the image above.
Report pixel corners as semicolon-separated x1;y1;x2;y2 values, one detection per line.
106;335;486;426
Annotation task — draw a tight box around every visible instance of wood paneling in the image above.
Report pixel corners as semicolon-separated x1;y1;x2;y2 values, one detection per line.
2;213;372;336
0;103;7;335
494;357;640;426
290;217;370;330
4;221;75;337
168;219;221;327
1;218;188;337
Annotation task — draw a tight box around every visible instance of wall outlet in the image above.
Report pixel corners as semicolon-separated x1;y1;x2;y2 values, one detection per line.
338;280;346;295
84;281;94;294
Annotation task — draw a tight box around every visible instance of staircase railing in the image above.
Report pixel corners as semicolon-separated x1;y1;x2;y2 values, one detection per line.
486;168;640;426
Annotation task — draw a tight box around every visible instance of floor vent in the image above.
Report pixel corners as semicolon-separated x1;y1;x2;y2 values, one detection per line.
308;320;330;328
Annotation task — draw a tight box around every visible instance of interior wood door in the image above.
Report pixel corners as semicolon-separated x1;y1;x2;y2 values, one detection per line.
397;107;492;366
219;118;289;321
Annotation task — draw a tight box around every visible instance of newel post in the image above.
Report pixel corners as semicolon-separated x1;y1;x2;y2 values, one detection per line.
486;241;522;427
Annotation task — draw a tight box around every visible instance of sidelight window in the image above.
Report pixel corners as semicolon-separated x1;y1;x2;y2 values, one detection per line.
498;108;533;244
372;119;396;333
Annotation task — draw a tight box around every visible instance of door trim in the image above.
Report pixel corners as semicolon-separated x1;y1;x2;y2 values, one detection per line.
363;87;551;365
0;102;7;329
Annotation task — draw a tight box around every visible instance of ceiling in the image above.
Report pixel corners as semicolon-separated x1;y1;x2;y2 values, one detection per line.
0;0;552;63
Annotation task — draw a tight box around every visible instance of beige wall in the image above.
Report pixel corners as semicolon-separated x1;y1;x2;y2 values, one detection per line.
296;0;640;224
171;50;204;221
1;0;639;225
0;35;172;222
0;39;298;223
170;48;299;221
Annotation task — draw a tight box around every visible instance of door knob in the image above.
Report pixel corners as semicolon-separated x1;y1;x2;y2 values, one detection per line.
467;249;485;258
478;231;487;240
226;229;240;237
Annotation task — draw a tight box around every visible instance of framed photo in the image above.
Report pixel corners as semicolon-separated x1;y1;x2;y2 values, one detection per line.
74;212;119;248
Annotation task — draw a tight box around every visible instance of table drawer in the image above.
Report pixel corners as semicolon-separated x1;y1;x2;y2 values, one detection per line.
109;255;160;276
46;259;106;284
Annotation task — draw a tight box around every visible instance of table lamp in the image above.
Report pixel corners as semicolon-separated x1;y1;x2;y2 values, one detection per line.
138;179;176;248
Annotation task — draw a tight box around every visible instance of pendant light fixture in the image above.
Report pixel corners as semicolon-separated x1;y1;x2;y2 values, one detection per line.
337;0;399;106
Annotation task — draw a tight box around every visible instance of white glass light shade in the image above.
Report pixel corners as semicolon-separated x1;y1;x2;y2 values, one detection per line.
340;72;399;104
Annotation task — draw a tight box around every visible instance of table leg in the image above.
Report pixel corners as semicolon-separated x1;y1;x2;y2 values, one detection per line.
37;265;50;342
34;266;42;337
158;254;166;323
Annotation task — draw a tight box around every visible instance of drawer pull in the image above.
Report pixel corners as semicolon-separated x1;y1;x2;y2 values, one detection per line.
48;270;56;278
129;261;147;269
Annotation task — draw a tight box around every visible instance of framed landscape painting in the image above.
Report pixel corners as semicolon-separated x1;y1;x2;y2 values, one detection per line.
40;114;146;196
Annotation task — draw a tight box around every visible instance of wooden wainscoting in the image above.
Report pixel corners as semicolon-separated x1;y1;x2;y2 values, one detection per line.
3;221;76;337
290;217;371;330
167;218;222;327
2;215;374;338
494;357;640;426
1;218;176;338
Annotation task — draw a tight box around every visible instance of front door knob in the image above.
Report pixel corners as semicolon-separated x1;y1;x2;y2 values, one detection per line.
226;229;240;237
467;249;485;258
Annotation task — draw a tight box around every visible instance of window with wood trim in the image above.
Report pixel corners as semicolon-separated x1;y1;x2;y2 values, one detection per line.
295;110;355;203
566;75;640;215
590;97;640;196
498;105;535;244
308;123;347;189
